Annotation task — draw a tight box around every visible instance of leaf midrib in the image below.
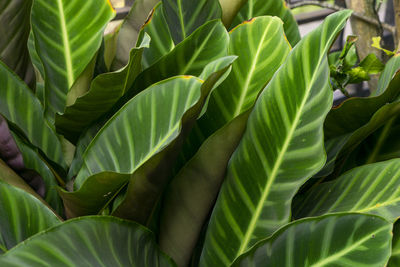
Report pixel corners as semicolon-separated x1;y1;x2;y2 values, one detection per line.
236;30;337;256
56;0;74;87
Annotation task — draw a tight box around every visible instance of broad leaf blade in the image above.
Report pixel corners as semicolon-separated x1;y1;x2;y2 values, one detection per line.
0;180;61;254
199;10;352;266
162;0;221;44
0;0;34;87
374;53;400;96
0;216;175;266
233;214;392;267
31;0;115;115
295;159;400;222
55;35;150;143
0;61;65;168
232;0;301;46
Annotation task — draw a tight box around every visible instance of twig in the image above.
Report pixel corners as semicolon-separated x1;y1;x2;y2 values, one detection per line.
288;0;396;35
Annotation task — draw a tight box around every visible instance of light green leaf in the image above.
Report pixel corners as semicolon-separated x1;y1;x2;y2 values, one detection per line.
0;61;65;168
55;35;150;143
60;76;203;218
232;0;301;46
0;0;34;87
199;10;352;266
111;0;159;70
0;180;61;254
162;0;221;44
295;159;400;222
374;53;400;95
31;0;115;116
233;213;392;267
138;2;175;69
0;216;175;266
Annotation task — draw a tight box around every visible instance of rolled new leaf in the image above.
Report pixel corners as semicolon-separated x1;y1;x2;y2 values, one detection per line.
31;0;115;116
233;213;392;267
199;10;352;266
295;159;400;222
231;0;301;46
0;216;174;267
0;180;61;254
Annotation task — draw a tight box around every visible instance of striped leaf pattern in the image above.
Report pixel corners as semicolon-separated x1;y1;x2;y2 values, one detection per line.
118;20;228;108
199;11;352;266
0;61;65;168
138;2;175;69
31;0;115;116
27;32;44;83
0;180;61;254
0;216;175;266
55;35;150;143
232;0;301;46
233;214;392;267
162;0;221;44
75;76;202;184
0;0;34;86
111;0;159;70
295;159;400;222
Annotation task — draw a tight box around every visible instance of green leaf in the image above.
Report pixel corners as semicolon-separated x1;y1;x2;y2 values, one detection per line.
111;0;159;70
10;132;63;215
0;216;175;266
162;0;221;44
218;0;248;28
121;19;229;104
27;31;44;85
0;0;34;87
159;111;250;267
0;180;61;254
138;2;175;69
233;213;392;267
31;0;115;116
60;76;203;218
199;10;352;266
389;221;400;267
179;15;291;170
231;0;301;46
54;35;150;144
295;159;400;222
374;53;400;96
0;61;65;168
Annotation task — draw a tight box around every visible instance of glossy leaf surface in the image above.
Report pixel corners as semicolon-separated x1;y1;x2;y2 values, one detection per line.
0;216;175;267
200;11;352;266
31;0;115;115
0;181;61;254
232;0;301;46
295;159;400;222
233;214;392;267
0;61;65;168
162;0;221;44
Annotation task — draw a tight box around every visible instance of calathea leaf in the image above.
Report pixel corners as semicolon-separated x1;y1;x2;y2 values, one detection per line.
161;0;221;44
374;53;400;96
111;0;159;70
389;221;400;267
30;0;115;116
199;10;352;266
0;180;61;254
0;0;35;87
0;61;65;169
0;216;175;267
159;111;250;267
231;0;301;46
137;2;175;69
218;0;248;28
233;213;392;267
54;34;150;144
60;76;204;218
294;158;400;222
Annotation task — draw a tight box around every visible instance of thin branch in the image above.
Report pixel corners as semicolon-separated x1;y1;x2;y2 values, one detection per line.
288;0;396;35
